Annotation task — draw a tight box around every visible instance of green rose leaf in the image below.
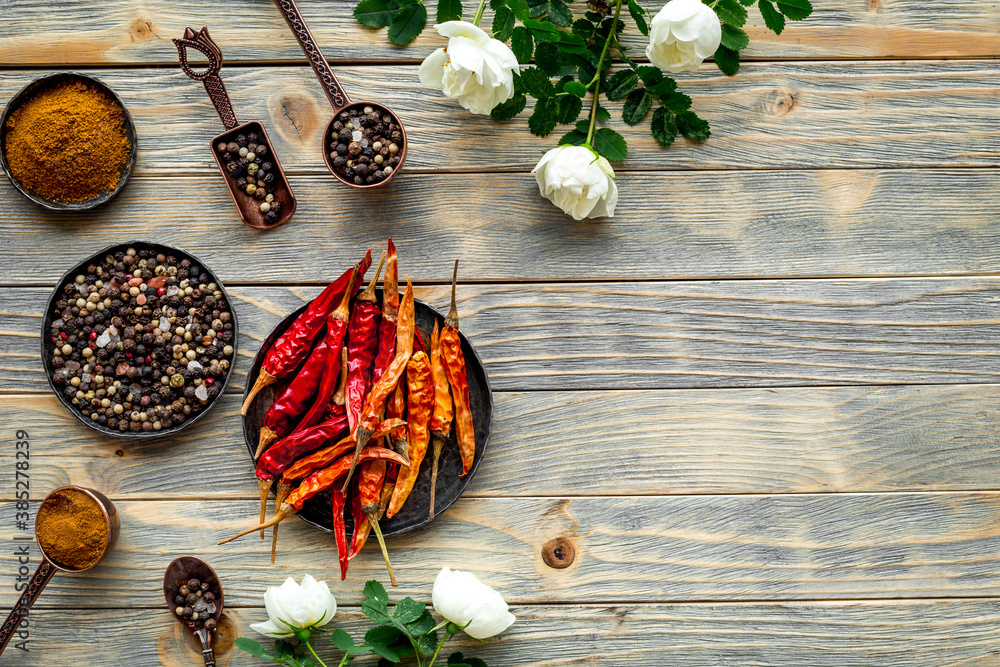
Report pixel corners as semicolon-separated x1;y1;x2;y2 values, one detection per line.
491;93;527;120
650;107;678;147
416;630;439;656
233;637;270;659
593;127;627;161
507;0;532;20
720;24;749;51
387;2;427;44
493;6;515;40
660;90;691;112
364;580;389;605
675;110;711;141
490;0;504;8
535;41;568;75
523;18;563;41
558;129;588;146
448;653;489;667
548;0;574;26
758;0;785;34
330;628;356;651
436;0;463;22
777;0;812;20
572;18;595;38
604;69;638;100
563;80;588;97
406;610;436;637
714;44;740;75
519;67;556;98
636;65;663;86
354;0;401;27
715;0;748;26
558;94;584;124
365;625;403;646
511;26;534;62
622;88;652;125
369;643;402;663
528;97;560;136
393;597;426;624
362;599;393;624
628;0;649;35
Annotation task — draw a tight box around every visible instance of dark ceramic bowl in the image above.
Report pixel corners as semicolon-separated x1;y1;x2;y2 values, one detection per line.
243;288;492;537
0;71;137;210
41;241;239;440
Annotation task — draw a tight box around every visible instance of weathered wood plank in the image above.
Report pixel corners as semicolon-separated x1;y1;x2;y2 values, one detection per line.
3;62;997;172
5;279;1000;392
4;493;1000;605
0;0;997;64
1;170;999;284
14;600;1000;666
5;384;1000;499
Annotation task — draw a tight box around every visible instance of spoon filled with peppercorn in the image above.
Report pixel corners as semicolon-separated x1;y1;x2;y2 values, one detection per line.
271;0;407;188
174;26;296;229
164;556;226;667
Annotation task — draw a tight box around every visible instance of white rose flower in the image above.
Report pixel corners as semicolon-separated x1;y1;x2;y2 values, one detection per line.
646;0;722;73
418;21;519;115
249;574;337;639
432;566;516;639
532;145;618;220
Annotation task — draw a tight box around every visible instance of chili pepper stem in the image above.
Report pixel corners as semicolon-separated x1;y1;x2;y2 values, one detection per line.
363;503;397;587
342;426;373;493
257;479;271;539
241;370;276;415
219;505;292;545
394;436;410;466
271;482;291;564
428;433;446;520
359;251;387;302
332;348;348;406
445;259;459;329
255;427;278;460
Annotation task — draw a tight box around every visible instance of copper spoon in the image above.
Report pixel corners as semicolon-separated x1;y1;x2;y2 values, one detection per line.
174;26;297;229
271;0;408;189
0;486;120;656
164;556;226;667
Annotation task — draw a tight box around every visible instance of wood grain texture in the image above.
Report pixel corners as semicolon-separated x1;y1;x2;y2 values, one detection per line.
1;170;999;284
5;384;1000;499
6;278;1000;392
2;61;996;173
13;600;1000;666
5;493;1000;606
0;0;997;65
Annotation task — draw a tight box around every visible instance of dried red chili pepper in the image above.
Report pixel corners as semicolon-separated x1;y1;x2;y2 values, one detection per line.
292;266;363;433
440;260;475;476
325;348;349;420
346;251;387;435
343;278;415;491
414;326;429;355
242;250;372;415
255;334;331;460
387;351;433;518
220;446;406;546
332;489;348;580
256;412;349;540
371;239;398;385
348;477;370;560
358;457;397;586
279;418;405;485
428;320;454;519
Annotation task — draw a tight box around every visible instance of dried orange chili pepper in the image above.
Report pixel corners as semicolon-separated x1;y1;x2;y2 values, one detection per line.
346;251;387;434
387;351;433;518
439;260;475;476
343;278;415;491
279;418;404;485
219;446;406;547
371;239;398;385
242;250;371;414
358;457;396;586
428;320;454;518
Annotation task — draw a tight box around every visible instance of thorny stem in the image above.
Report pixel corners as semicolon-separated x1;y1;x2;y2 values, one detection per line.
305;639;330;667
585;0;626;147
473;0;488;27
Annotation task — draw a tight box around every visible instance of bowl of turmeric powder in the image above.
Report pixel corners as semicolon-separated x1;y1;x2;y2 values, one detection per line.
0;72;136;210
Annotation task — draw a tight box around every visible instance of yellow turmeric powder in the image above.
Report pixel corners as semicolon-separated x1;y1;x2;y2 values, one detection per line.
5;79;131;203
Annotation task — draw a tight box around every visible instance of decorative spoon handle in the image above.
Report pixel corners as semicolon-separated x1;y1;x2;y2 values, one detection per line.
0;560;57;656
194;627;216;666
271;0;352;112
173;26;240;130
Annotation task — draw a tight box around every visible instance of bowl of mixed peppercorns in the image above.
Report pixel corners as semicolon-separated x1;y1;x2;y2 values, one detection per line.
42;241;239;438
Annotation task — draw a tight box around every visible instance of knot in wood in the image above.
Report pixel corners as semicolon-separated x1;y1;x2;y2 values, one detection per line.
542;537;575;569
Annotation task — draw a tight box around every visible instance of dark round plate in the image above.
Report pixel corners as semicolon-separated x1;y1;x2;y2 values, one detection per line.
243;289;492;537
0;72;137;211
41;240;239;440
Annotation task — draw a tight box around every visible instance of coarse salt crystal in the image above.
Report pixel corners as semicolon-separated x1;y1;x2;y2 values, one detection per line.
195;385;209;402
160;316;170;330
352;130;362;141
187;360;203;371
95;331;111;347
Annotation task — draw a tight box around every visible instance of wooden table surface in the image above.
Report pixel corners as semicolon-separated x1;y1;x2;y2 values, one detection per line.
1;1;999;665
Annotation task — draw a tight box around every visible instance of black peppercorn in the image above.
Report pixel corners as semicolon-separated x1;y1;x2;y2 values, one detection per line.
256;144;269;158
236;134;247;146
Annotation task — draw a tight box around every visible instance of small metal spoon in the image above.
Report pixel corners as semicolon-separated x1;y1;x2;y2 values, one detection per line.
0;486;120;656
163;556;226;667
